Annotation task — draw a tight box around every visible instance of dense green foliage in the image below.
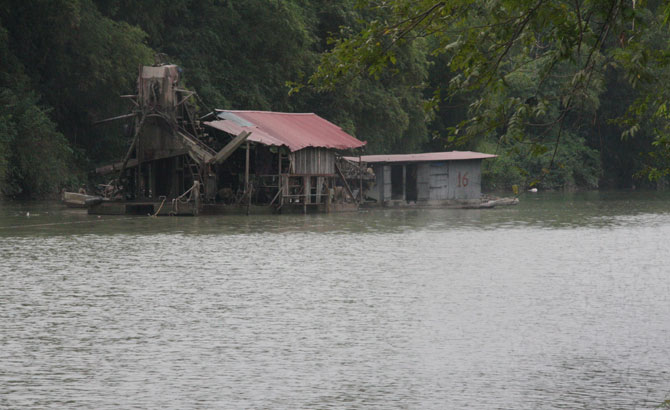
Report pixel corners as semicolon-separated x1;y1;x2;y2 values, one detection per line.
312;0;670;190
0;0;668;197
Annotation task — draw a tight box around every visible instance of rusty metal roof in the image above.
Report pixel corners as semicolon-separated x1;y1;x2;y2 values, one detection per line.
204;110;366;152
344;151;497;163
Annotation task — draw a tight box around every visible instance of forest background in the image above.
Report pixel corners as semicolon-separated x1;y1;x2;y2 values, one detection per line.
1;0;669;198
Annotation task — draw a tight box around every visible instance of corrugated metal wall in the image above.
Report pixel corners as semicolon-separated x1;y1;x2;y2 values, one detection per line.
383;165;392;200
446;159;481;199
426;159;482;200
428;162;450;200
417;164;431;200
374;159;483;204
293;148;335;174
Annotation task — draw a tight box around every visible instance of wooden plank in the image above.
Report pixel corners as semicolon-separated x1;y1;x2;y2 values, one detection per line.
98;149;188;175
209;131;250;165
96;158;139;175
118;112;146;189
334;162;358;205
93;112;137;125
175;131;214;163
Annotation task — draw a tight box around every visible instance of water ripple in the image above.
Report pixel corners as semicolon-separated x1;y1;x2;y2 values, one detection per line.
1;194;670;408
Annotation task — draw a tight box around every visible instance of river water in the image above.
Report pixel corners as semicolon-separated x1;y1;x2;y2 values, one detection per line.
1;192;669;409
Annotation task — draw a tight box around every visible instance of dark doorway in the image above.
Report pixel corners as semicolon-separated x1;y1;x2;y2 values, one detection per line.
154;158;173;197
405;164;417;202
391;165;404;199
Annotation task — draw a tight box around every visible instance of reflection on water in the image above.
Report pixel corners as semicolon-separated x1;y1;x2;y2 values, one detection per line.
1;191;670;408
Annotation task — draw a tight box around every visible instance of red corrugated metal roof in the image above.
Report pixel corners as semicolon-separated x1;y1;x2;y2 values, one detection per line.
204;110;365;152
204;117;285;147
344;151;497;163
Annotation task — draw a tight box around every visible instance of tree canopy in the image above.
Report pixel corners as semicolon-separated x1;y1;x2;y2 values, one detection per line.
312;0;670;188
0;0;668;197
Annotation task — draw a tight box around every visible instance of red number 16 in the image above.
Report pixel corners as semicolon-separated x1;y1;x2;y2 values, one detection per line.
457;172;469;187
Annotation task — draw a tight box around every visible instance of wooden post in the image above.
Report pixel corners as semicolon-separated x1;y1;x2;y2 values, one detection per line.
316;176;324;205
281;174;288;209
278;150;282;176
193;181;200;216
244;142;250;194
402;165;406;201
137;163;143;199
147;162;153;199
172;157;179;198
303;178;307;214
303;176;311;214
326;176;332;213
334;162;358;205
278;150;282;205
118;112;145;196
246;185;251;216
244;142;250;215
359;157;363;203
378;165;384;202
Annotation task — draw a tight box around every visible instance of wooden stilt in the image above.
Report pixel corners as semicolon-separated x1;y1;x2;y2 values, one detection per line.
244;142;250;194
359;156;363;203
245;142;250;215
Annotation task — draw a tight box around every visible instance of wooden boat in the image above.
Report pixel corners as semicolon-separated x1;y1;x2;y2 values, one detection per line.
62;192;103;208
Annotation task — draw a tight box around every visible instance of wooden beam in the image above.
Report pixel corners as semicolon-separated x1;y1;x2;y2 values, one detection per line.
96;159;139;175
118;112;146;187
334;162;358;205
176;90;196;107
93;112;137;125
209;131;250;165
175;131;214;163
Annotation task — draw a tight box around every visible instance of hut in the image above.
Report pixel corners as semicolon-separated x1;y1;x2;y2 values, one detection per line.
202;110;366;213
345;151;497;207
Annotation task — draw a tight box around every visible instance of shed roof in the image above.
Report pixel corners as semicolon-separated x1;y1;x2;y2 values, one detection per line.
204;110;365;152
344;151;497;163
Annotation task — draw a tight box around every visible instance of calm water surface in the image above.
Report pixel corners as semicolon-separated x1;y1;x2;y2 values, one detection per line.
1;192;670;409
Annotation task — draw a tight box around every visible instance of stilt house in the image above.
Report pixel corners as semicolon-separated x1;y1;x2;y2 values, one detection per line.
203;110;366;213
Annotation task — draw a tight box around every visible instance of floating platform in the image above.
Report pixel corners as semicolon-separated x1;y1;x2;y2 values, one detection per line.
362;196;519;210
89;200;197;216
88;200;360;216
62;192;103;208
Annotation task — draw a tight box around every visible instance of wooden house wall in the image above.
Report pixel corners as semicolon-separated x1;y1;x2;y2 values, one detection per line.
293;148;335;174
